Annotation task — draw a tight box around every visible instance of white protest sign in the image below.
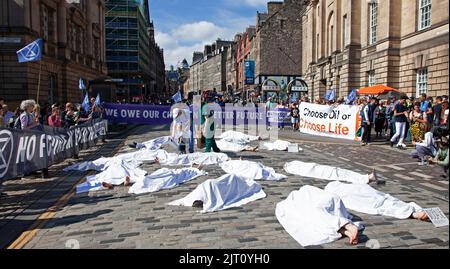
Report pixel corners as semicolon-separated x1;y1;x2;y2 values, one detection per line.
298;103;360;140
423;208;449;228
288;144;299;153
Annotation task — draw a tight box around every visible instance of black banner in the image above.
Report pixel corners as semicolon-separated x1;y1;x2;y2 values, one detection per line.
0;119;108;180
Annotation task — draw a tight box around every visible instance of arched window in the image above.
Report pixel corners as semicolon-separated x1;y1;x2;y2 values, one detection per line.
327;12;334;55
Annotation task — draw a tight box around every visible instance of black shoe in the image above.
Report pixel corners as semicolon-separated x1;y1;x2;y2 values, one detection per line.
128;142;137;149
192;200;204;208
390;141;394;148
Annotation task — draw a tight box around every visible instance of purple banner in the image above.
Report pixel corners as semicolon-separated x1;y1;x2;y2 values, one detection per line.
103;103;291;126
103;103;173;125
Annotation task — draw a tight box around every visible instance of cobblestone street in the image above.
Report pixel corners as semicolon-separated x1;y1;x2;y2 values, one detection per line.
2;125;445;249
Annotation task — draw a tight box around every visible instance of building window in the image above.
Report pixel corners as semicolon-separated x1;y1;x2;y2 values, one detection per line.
418;0;432;30
416;68;428;97
369;2;378;45
42;5;49;40
368;71;376;86
343;15;349;48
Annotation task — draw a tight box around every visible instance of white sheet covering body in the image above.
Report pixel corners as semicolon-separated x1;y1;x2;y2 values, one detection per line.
217;131;260;144
216;139;251;153
325;181;423;219
264;140;291;151
219;160;287;181
64;157;113;172
85;159;147;186
276;186;354;247
129;168;207;195
136;136;172;150
284;161;370;184
158;152;229;166
168;174;266;213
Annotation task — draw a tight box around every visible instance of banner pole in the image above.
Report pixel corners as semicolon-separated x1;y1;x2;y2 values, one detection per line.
36;60;42;104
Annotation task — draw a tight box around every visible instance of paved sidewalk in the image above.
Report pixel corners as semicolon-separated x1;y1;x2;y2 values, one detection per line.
21;126;448;249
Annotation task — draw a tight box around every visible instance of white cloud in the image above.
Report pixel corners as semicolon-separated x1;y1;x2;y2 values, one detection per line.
242;0;268;7
172;21;227;42
156;20;244;67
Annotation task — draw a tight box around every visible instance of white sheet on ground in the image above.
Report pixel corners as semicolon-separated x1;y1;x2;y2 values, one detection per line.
217;130;260;144
129;168;207;195
264;140;291;151
136;136;172;150
284;161;369;184
168;174;266;213
158;152;229;166
325;181;423;219
275;185;355;247
85;158;147;186
216;139;251;153
219;160;287;181
64;157;113;172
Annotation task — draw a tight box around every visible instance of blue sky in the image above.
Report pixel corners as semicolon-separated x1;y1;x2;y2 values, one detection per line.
148;0;269;67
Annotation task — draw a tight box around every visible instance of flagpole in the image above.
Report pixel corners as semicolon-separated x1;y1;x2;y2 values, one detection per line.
36;60;42;104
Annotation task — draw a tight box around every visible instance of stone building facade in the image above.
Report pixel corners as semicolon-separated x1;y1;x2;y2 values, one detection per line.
0;0;107;107
235;27;256;92
302;0;449;100
186;40;235;95
254;0;304;87
147;22;166;99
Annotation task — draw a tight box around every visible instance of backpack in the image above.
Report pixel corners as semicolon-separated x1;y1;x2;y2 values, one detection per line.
420;101;430;113
13;116;22;129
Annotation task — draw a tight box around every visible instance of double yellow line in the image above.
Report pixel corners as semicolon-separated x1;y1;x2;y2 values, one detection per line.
8;184;78;249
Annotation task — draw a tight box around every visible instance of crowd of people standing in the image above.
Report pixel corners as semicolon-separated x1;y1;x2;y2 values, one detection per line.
0;96;104;130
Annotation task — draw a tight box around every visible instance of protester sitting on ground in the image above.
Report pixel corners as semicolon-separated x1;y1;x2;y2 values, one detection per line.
19;99;39;130
48;106;63;128
411;129;439;165
409;102;428;142
426;136;449;178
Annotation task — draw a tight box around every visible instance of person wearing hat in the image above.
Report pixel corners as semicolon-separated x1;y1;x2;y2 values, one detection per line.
202;95;221;153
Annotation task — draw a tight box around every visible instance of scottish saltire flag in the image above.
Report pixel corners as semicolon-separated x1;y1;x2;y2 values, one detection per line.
345;89;357;105
328;89;336;101
82;93;90;112
95;94;101;106
17;39;43;63
324;90;331;100
79;78;86;90
172;91;182;103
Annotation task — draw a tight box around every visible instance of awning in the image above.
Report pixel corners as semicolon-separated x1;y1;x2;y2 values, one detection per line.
357;85;400;95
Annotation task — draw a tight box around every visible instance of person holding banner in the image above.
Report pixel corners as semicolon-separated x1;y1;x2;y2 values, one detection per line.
19;100;39;130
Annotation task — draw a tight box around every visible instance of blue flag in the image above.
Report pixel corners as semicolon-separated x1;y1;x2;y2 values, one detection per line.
95;94;101;106
82;93;90;112
17;39;43;63
324;90;331;100
328;89;336;101
79;78;86;90
172;91;182;103
345;89;357;105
